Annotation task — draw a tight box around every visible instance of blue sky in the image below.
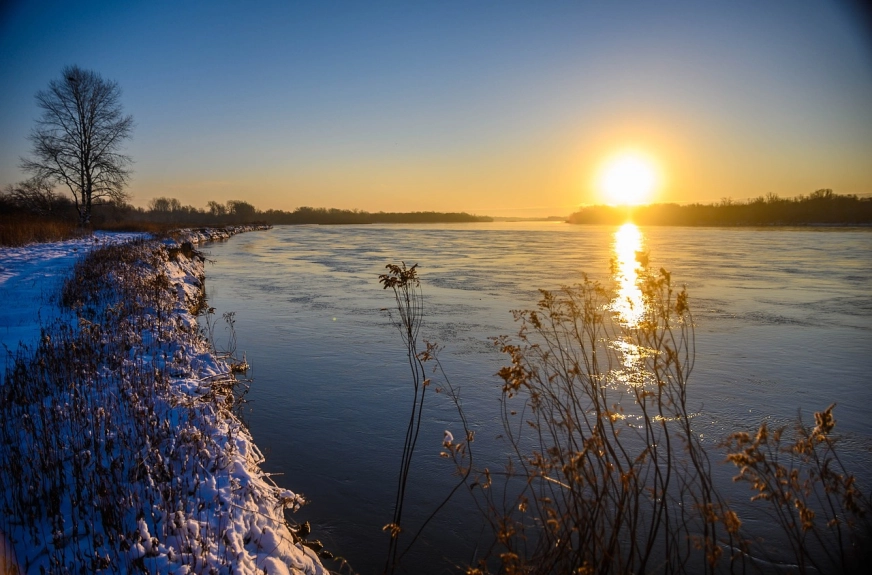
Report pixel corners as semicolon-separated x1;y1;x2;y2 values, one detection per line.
1;0;870;216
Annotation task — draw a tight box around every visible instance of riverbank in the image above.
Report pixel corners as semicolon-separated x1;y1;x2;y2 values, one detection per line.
169;224;273;244
0;226;326;574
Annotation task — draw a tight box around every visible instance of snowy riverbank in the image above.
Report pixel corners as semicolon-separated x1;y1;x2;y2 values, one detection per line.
0;227;326;574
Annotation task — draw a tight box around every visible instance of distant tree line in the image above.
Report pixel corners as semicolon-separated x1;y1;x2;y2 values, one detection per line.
6;66;491;231
261;206;491;224
0;186;490;228
568;190;872;226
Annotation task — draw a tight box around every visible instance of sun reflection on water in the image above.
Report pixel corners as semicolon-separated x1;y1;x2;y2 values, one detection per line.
607;223;652;389
610;223;645;328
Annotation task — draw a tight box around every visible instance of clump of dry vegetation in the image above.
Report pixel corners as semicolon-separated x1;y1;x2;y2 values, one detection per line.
381;261;871;574
725;404;871;573
0;214;85;246
463;270;739;574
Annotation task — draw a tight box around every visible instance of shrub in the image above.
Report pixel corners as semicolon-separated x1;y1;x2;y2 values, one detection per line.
383;260;871;574
454;268;736;574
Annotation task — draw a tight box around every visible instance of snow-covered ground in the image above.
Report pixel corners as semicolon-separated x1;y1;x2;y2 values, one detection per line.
0;232;142;358
0;228;326;574
0;227;263;357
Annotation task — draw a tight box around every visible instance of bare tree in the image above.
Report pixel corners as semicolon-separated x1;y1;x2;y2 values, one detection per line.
227;200;256;221
148;197;182;213
207;200;227;218
21;65;133;226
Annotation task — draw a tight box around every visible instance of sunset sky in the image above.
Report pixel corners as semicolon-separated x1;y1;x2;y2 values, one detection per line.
1;1;870;217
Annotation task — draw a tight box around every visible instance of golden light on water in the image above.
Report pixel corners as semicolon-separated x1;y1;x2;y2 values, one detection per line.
607;222;651;390
597;151;660;206
611;223;645;328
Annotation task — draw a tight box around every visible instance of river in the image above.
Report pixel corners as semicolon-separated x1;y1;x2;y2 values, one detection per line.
203;222;872;574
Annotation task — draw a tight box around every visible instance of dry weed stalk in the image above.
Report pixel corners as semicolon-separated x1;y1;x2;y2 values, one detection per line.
379;262;426;575
379;262;476;575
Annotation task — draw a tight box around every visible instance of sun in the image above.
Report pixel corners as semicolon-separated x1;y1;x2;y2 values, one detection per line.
597;152;659;206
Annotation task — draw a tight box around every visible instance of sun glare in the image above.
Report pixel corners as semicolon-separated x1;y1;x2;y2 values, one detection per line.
611;223;645;328
598;152;659;206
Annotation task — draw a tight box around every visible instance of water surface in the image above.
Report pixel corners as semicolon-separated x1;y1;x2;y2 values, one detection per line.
204;223;872;573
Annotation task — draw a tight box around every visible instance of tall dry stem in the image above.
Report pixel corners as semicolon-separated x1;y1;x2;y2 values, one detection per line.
379;262;427;575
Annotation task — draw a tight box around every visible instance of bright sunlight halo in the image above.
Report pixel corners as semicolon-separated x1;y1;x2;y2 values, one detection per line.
598;152;659;206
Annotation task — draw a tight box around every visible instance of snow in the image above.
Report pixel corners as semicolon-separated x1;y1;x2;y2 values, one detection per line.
0;227;325;574
0;232;141;358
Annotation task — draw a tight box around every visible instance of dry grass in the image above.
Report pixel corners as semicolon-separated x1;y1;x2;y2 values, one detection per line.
91;220;179;234
0;214;242;246
0;215;84;246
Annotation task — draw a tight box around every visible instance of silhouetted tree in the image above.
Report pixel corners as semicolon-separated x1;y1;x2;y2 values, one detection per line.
810;188;834;200
207;200;227;218
227;200;256;221
2;175;70;216
567;191;872;226
148;197;182;213
21;65;134;226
